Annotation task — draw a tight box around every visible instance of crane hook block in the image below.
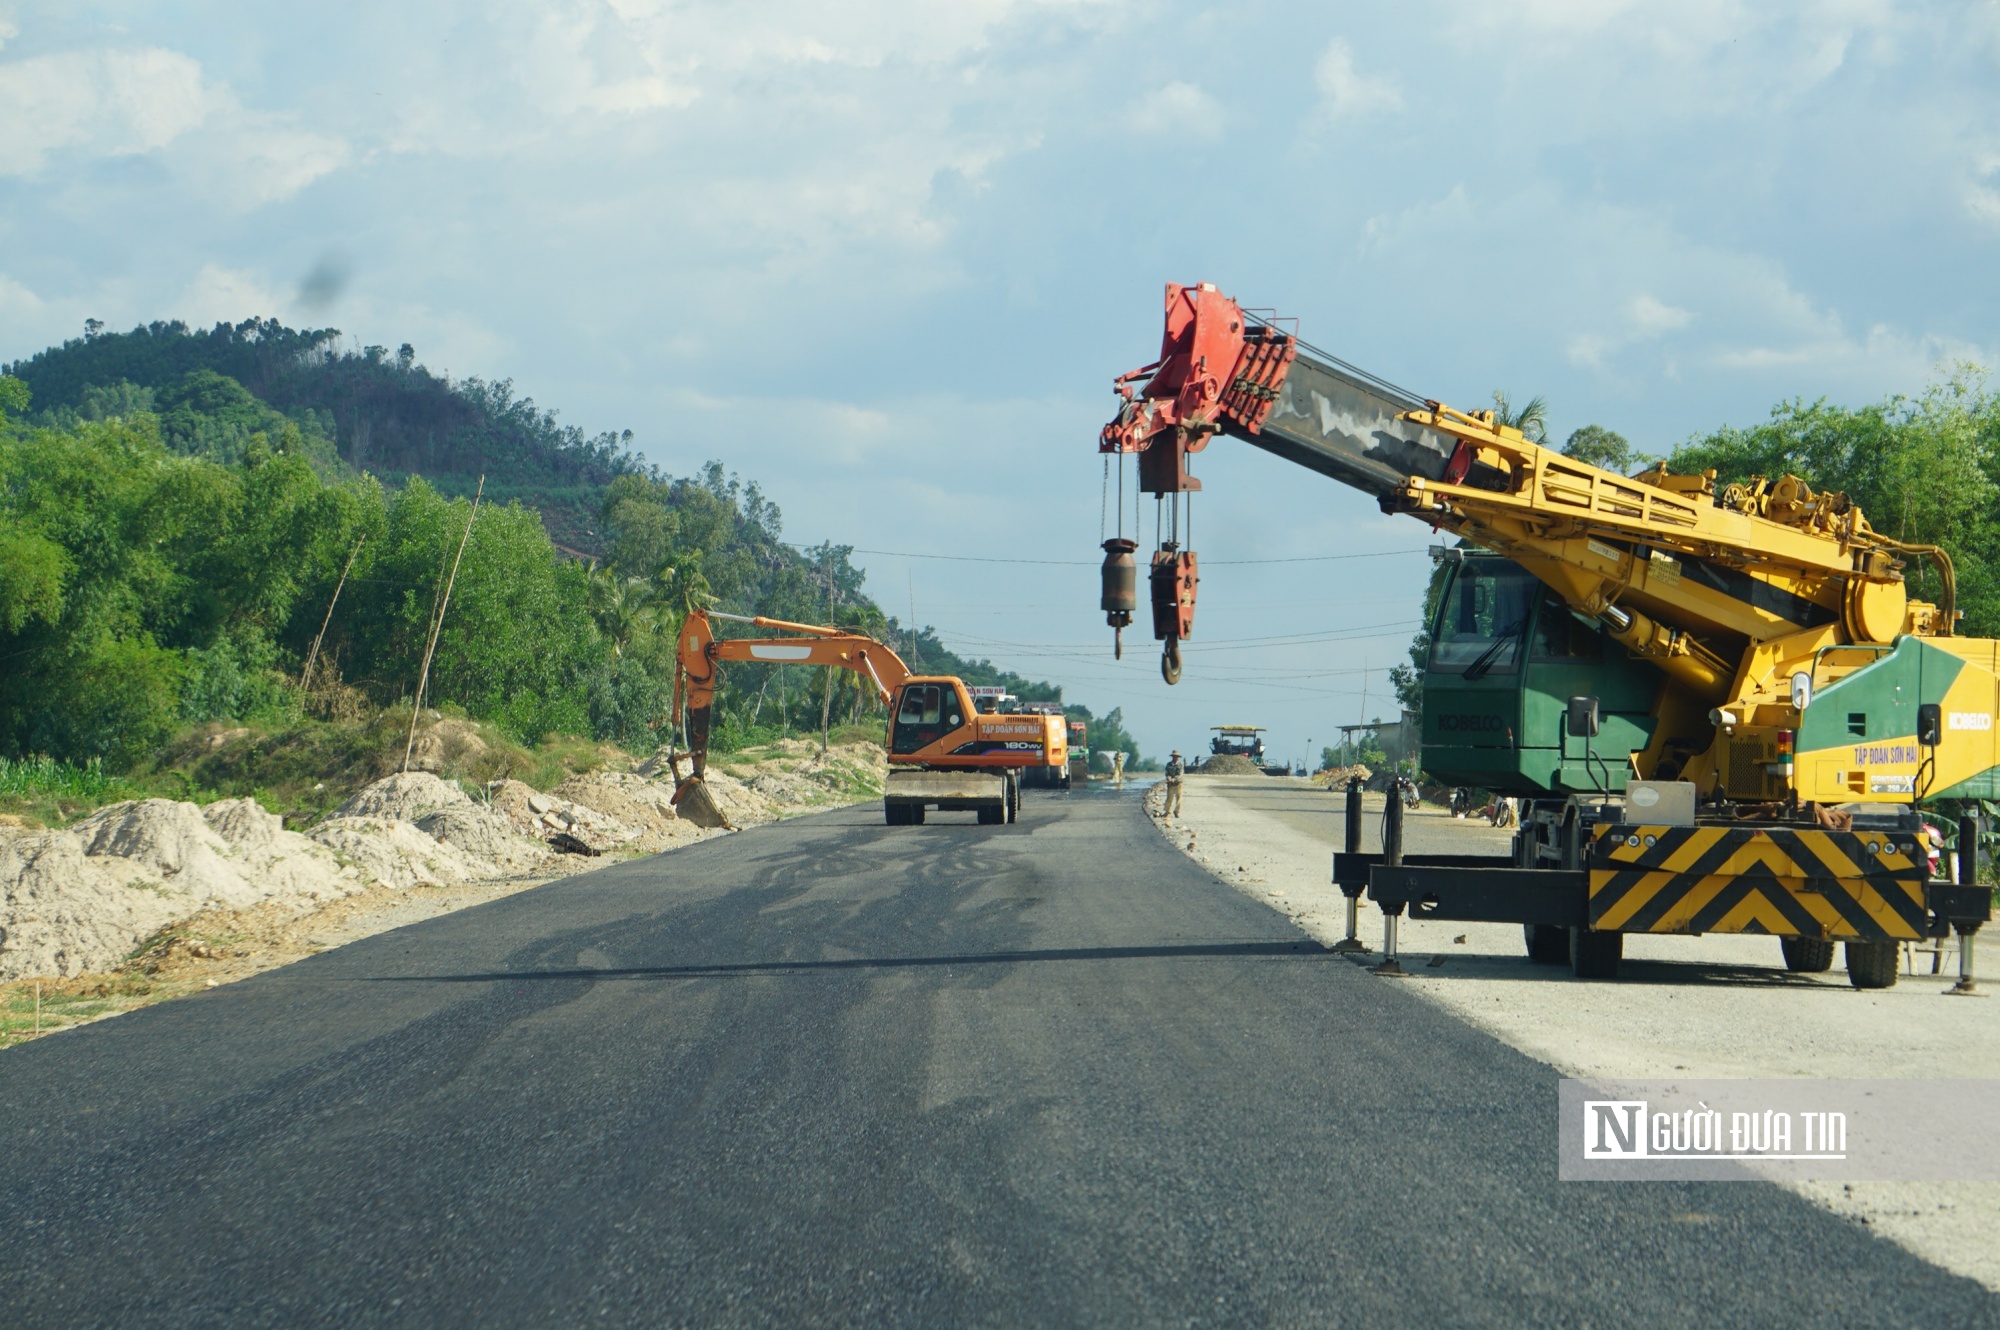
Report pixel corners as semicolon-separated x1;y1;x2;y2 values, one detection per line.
1150;546;1198;644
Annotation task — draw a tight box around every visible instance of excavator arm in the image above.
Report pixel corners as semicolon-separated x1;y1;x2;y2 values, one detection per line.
669;609;912;826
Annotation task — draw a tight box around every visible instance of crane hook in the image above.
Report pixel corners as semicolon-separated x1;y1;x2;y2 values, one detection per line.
1161;636;1182;685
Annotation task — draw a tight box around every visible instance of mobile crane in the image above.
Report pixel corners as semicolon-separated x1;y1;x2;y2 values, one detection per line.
670;609;1067;826
1097;281;1992;987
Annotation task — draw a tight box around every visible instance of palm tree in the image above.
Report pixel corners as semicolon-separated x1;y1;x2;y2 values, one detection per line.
585;568;657;659
1490;390;1549;444
655;556;714;619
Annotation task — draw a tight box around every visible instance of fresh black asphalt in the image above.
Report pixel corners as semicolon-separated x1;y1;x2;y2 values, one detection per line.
1;787;1993;1327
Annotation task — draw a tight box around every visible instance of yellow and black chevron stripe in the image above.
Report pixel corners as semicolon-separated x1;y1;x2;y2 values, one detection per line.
1588;824;1927;940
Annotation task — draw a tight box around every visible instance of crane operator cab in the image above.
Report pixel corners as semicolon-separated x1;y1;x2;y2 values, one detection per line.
1422;552;1661;795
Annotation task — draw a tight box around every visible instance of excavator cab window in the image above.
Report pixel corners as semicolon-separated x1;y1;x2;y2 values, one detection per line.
892;684;965;754
1430;559;1536;676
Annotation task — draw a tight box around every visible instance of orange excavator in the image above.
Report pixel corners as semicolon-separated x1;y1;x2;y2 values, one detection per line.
668;609;1068;827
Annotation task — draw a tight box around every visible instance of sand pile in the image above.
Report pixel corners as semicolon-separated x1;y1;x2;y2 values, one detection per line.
1;743;886;984
1198;754;1262;776
550;773;699;853
0;798;366;980
490;779;643;853
332;771;471;821
0;773;561;981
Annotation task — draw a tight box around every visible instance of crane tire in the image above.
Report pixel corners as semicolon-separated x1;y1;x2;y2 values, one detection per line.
1569;928;1623;980
1524;924;1568;965
1781;937;1835;973
1845;939;1899;989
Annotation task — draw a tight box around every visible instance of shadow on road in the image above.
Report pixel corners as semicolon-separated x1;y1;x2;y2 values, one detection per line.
373;938;1329;984
1355;949;1869;992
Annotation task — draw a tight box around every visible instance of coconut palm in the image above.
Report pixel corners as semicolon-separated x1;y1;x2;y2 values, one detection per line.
585;567;658;659
1490;390;1549;444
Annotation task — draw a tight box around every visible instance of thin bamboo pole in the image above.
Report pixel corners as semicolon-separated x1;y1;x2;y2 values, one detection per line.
404;477;484;773
301;533;366;693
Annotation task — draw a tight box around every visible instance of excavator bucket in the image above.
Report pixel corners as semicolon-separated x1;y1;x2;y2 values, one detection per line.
671;775;732;830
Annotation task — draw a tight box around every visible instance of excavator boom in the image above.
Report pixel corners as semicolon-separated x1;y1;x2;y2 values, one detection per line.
670;609;914;826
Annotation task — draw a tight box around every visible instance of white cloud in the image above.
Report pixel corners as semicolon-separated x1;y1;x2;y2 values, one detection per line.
0;48;215;174
1124;81;1222;138
1313;38;1401;119
174;264;290;328
1967;154;2000;226
0;43;345;205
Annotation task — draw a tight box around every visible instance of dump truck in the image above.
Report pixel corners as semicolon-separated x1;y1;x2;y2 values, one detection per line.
670;610;1067;826
1096;281;1992;987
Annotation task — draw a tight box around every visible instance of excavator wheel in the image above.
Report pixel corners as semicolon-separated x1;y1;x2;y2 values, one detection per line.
1161;637;1182;685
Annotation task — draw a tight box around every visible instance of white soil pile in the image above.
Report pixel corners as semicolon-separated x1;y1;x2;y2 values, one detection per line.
1;743;885;988
1;775;551;982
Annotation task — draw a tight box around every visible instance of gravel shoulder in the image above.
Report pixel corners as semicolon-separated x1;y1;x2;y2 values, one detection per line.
1157;772;2000;1291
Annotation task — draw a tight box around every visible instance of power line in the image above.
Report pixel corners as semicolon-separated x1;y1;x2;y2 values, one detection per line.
783;542;1432;568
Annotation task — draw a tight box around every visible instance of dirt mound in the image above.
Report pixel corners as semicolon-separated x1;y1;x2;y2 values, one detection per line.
307;816;495;889
2;798;368;980
414;806;550;874
1198;754;1262;776
203;797;285;848
405;717;491;773
333;772;473;821
490;779;643;853
549;773;698;852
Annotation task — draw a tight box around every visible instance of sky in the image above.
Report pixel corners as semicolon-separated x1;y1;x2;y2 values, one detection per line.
3;0;1998;764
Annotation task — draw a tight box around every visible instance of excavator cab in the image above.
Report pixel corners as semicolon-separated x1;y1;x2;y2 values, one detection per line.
891;681;970;755
1421;555;1661;794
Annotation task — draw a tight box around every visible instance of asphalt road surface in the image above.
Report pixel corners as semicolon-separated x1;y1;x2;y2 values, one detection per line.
2;788;1994;1328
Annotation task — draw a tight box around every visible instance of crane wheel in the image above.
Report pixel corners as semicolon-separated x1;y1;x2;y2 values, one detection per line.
1161;637;1182;685
1844;939;1900;989
977;805;1004;825
1569;928;1623;980
1781;937;1835;973
1523;924;1568;964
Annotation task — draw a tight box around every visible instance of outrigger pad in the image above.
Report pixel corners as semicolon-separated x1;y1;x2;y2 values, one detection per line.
672;776;733;830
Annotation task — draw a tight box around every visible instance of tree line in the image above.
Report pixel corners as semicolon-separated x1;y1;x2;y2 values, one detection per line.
0;326;1127;766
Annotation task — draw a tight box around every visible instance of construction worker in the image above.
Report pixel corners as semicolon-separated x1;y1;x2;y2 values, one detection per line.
1162;749;1185;819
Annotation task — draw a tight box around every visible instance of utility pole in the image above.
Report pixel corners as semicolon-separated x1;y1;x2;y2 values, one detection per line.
301;532;365;693
404;477;483;773
819;554;836;755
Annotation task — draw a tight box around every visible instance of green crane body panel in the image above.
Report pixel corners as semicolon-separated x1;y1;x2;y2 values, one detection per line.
1419;556;1661;795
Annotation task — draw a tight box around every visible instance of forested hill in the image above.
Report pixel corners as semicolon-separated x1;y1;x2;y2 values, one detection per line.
0;320;1145;768
5;318;638;552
